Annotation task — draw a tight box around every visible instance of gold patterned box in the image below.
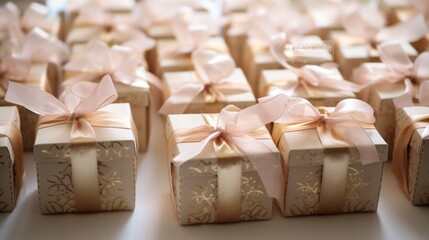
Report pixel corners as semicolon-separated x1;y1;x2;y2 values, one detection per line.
0;106;23;212
242;36;333;96
329;31;418;79
162;68;256;113
258;68;355;106
166;114;277;225
273;114;388;217
64;44;151;152
1;63;54;151
395;107;429;205
154;37;229;78
390;8;429;52
33;103;137;214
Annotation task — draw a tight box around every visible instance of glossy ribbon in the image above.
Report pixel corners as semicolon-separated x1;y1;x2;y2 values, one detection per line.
173;94;290;217
272;97;379;213
354;42;429;101
268;33;361;96
5;75;136;212
392;80;429;196
63;40;161;90
0;119;23;203
159;49;250;115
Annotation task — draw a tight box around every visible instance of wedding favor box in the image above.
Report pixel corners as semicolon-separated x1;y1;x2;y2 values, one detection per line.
395;107;429;205
242;36;333;95
166;114;277;225
154;37;229;78
34;103;137;214
224;12;247;68
273;107;388;217
1;63;54;150
259;68;355;106
329;31;418;79
379;0;412;23
0;107;23;212
163;68;255;113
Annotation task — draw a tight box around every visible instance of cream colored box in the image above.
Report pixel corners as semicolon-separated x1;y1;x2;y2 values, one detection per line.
396;107;429;205
330;31;418;79
355;63;410;155
305;7;342;40
166;114;278;225
33;103;137;214
224;12;248;68
0;106;23;212
0;63;54;151
259;68;355;106
163;68;256;113
273;120;388;217
154;37;229;78
65;45;150;152
242;36;333;96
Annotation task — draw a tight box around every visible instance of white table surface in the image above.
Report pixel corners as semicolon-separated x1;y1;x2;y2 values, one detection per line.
1;102;429;240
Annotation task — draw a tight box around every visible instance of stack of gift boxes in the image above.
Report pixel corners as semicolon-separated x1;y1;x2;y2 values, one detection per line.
0;0;428;227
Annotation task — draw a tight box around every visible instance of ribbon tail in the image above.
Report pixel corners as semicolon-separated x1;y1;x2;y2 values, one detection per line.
136;70;162;90
172;131;219;164
159;84;204;115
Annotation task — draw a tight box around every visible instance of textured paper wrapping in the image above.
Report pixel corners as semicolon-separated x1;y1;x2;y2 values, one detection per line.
224;12;248;68
396;107;429;205
166;114;278;225
330;31;418;80
64;46;150;152
390;8;429;52
33;103;137;214
242;36;333;96
0;107;22;212
0;63;53;151
163;68;256;113
259;68;355;106
154;37;229;78
356;63;410;156
273;121;388;217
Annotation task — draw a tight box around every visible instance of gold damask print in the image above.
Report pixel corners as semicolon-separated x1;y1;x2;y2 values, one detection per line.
45;161;74;213
290;170;321;216
99;164;128;211
240;176;269;221
187;158;252;176
344;167;373;212
187;179;217;224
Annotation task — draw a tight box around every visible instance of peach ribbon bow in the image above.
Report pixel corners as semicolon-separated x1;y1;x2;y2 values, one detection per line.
173;94;289;214
5;75;136;212
269;33;361;96
63;40;161;90
159;49;250;114
342;7;427;44
353;42;429;100
392;80;429;197
271;95;379;213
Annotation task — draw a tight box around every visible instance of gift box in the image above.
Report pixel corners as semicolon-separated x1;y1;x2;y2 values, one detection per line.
162;68;255;113
330;31;418;79
0;106;23;212
304;5;342;40
259;68;355;106
166;113;278;225
379;0;412;23
272;99;388;217
33;103;137;214
390;8;429;52
224;12;248;68
64;41;152;152
395;106;429;205
1;63;54;151
154;37;229;78
242;36;333;95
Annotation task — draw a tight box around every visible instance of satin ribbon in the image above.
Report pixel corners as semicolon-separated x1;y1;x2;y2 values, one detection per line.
354;41;429;101
159;49;250;115
70;3;149;46
5;75;136;212
63;40;161;90
392;79;429;196
342;7;427;45
268;33;361;97
0;54;31;94
173;94;290;219
272;96;379;213
0;119;23;204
